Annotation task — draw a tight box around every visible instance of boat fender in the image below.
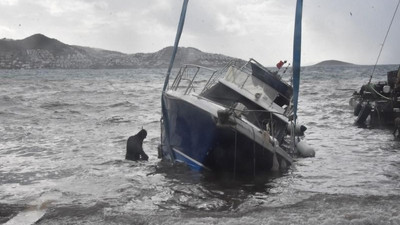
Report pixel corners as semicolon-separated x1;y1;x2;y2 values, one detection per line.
296;140;315;158
217;109;236;126
349;97;359;108
217;109;230;124
355;103;372;125
383;85;391;94
353;102;362;116
286;124;307;136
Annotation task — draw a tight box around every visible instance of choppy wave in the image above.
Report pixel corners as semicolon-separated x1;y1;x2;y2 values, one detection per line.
1;66;400;224
40;101;74;110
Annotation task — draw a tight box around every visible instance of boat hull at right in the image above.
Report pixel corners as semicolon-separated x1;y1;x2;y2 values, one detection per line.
350;69;400;127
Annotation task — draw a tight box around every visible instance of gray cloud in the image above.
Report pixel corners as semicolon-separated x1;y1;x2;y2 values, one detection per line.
0;0;399;65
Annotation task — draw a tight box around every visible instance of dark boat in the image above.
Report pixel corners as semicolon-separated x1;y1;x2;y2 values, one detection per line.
160;59;314;175
350;68;400;127
159;0;314;176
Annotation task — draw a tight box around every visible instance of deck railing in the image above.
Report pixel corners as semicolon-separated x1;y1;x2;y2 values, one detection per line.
169;64;218;95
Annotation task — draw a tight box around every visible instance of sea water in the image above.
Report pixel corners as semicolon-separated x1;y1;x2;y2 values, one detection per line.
0;65;399;224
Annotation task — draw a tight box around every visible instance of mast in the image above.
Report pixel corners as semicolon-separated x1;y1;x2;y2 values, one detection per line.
162;0;189;92
291;0;303;152
292;0;303;125
161;0;189;160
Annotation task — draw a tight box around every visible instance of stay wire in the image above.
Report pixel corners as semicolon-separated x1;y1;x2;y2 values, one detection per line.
369;0;400;83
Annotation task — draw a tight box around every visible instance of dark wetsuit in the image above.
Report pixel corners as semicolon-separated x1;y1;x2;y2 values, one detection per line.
126;129;149;161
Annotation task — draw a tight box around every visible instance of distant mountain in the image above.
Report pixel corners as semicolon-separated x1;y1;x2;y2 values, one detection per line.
0;34;244;69
313;60;355;66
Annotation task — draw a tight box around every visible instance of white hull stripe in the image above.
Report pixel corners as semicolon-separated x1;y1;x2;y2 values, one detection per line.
172;147;211;171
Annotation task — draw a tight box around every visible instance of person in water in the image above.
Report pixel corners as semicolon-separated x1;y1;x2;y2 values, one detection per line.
126;129;149;161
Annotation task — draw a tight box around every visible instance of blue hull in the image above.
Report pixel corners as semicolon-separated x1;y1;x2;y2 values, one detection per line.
161;93;274;174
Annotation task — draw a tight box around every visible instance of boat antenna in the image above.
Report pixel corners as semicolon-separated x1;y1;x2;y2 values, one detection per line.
291;0;303;152
368;0;400;84
283;62;291;74
161;0;189;161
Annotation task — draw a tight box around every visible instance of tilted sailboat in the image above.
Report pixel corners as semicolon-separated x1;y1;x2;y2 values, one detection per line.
160;0;314;175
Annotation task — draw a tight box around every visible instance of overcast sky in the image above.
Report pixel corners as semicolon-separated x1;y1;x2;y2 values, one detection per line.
1;0;399;66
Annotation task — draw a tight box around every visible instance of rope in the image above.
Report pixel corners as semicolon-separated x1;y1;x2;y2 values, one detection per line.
233;129;237;179
376;106;381;127
368;83;391;100
251;126;256;177
369;0;400;83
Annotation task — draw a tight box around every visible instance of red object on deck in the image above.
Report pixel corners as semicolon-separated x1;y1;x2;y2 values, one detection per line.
276;60;284;69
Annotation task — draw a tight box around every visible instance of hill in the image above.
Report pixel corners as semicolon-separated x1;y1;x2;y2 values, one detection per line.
313;60;354;66
0;34;244;69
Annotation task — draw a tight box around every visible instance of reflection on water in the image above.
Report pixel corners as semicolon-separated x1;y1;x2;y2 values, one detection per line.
150;161;283;212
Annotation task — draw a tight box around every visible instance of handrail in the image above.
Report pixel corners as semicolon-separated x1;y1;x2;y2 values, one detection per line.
171;67;184;91
184;67;200;95
170;64;218;95
201;60;238;94
201;70;218;94
184;64;217;72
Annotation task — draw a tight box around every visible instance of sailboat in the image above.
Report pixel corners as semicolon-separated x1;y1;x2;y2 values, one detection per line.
159;0;314;175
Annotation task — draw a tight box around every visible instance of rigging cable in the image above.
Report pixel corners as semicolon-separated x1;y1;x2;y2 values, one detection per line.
369;0;400;83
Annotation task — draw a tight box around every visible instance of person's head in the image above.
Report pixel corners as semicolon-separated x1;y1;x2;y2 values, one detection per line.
137;129;147;139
